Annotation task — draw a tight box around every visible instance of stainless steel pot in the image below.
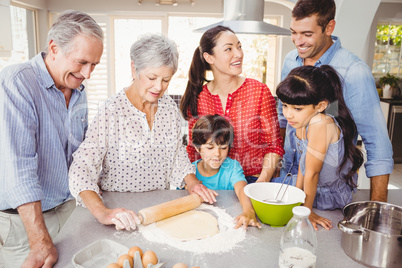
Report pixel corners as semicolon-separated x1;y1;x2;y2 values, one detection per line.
338;201;402;268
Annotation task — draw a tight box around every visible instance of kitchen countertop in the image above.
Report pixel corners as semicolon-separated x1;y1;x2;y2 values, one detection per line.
380;97;402;104
53;189;402;268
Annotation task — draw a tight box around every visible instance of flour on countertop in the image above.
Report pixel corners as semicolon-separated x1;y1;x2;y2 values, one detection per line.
114;204;247;254
140;204;246;253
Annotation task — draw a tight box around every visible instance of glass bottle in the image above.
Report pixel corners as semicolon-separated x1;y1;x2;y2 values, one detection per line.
279;206;317;268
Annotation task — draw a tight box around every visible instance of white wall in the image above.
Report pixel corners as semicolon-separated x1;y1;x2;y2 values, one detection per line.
12;0;46;9
333;0;381;62
45;0;223;14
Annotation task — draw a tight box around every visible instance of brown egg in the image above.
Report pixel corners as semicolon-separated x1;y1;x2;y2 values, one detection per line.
128;246;143;258
172;263;188;268
117;254;133;268
106;263;121;268
141;250;158;267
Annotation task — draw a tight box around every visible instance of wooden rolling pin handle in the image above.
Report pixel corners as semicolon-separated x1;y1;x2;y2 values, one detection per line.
139;193;203;225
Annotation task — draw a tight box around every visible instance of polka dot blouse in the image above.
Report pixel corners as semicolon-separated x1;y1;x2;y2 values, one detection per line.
69;90;195;205
187;78;284;177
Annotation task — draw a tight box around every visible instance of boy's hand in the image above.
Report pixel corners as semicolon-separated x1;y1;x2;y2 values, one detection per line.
234;211;262;229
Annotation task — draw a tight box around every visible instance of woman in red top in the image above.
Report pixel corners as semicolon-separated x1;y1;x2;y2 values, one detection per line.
180;26;284;183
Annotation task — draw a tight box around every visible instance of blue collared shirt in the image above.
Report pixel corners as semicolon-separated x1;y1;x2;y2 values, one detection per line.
0;52;88;211
278;36;393;179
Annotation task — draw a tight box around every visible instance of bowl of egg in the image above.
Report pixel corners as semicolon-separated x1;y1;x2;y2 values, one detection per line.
107;246;162;268
72;239;162;268
244;182;306;227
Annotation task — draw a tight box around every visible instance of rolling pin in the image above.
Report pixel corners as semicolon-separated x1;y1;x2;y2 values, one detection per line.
139;193;203;225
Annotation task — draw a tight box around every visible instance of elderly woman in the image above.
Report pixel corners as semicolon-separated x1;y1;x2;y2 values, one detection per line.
69;34;217;231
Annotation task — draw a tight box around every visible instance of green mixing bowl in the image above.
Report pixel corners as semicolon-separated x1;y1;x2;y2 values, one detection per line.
244;182;306;227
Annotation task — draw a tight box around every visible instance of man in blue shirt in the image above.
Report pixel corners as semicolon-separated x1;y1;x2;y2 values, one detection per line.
277;0;393;206
0;10;104;267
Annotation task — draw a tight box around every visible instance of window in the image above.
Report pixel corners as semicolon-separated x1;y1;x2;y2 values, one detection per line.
86;19;108;122
0;4;37;69
113;17;163;93
238;17;279;94
372;22;402;77
112;15;281;97
167;16;220;95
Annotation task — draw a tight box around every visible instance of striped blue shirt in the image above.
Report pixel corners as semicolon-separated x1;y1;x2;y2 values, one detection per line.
0;52;88;211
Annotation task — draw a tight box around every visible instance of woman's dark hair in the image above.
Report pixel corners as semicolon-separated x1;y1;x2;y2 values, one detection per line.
180;26;235;120
276;65;363;187
191;114;234;149
292;0;336;32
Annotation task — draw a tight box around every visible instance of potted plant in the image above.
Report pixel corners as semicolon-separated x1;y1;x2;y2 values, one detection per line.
379;73;400;98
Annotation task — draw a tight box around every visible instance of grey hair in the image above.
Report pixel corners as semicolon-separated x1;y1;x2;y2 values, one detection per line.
130;33;179;76
47;10;103;55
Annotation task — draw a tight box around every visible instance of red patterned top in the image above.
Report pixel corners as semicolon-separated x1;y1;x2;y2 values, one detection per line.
187;78;284;176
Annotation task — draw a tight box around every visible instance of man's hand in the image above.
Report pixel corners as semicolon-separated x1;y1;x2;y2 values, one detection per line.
18;201;58;268
370;174;389;202
22;238;58;268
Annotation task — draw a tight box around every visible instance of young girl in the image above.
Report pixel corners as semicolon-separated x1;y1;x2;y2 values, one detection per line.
192;114;261;229
276;65;363;230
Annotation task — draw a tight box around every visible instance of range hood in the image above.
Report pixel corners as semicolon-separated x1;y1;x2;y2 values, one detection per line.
194;0;291;35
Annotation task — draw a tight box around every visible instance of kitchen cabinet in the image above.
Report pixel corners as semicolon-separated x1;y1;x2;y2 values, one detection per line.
380;98;402;163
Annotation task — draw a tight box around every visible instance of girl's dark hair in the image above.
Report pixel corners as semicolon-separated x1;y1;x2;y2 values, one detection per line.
180;26;235;120
276;65;363;187
191;114;234;149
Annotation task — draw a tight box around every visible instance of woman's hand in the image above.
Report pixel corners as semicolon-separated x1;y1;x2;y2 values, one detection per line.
98;207;141;231
184;174;218;204
309;211;333;230
79;190;141;231
189;182;218;204
234;210;262;229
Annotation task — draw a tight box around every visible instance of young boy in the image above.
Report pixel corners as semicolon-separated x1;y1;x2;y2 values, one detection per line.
191;114;261;229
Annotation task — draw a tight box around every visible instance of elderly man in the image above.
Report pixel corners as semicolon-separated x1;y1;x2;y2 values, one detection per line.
0;10;103;267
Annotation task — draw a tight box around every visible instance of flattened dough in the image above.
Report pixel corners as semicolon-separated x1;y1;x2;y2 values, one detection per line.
156;210;219;241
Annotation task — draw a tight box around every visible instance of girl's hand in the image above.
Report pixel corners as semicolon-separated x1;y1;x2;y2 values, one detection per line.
97;207;141;231
309;211;333;230
234;210;262;229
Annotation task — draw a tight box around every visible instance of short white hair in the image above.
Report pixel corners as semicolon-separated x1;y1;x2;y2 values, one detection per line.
130;33;179;76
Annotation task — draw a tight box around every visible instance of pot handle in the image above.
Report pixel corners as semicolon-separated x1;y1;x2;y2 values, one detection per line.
338;220;364;235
